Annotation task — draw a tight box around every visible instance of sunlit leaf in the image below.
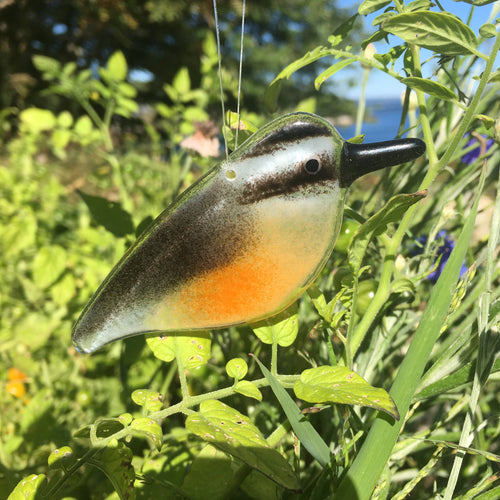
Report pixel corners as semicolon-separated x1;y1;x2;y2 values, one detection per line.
234;380;263;401
226;358;248;379
7;474;47;499
294;366;399;419
402;77;459;102
251;304;298;346
131;389;163;412
358;0;392;15
253;356;331;468
146;331;211;369
186;400;300;491
48;446;74;469
383;12;479;55
349;191;427;274
106;51;128;81
130;418;163;450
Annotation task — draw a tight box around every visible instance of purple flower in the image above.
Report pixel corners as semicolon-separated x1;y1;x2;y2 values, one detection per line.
461;134;494;165
411;231;467;284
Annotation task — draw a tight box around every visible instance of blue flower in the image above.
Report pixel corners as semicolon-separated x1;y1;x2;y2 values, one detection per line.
461;134;494;165
411;231;467;284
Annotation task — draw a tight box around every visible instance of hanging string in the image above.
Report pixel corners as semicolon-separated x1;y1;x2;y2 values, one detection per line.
213;0;228;160
235;0;246;150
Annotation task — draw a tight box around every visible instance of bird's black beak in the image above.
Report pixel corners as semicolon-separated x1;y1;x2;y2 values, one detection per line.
339;138;426;188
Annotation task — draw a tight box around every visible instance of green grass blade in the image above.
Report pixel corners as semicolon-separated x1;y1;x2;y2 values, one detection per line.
335;171;485;500
252;356;331;468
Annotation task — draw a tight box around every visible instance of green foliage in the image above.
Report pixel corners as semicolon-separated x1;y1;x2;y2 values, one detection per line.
2;2;500;499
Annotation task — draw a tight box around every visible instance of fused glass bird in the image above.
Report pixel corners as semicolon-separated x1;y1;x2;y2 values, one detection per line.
72;112;425;353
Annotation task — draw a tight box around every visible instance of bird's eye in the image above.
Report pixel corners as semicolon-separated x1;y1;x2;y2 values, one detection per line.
304;158;321;175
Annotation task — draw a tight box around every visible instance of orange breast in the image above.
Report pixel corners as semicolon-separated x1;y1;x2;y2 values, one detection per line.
148;196;339;331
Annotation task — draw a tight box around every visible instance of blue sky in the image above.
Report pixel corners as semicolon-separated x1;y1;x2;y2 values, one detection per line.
341;0;499;99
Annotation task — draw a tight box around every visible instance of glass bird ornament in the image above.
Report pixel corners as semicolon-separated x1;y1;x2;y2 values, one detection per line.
72;112;425;353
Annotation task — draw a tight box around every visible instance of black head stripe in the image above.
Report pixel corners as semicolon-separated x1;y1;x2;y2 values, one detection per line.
241;120;332;159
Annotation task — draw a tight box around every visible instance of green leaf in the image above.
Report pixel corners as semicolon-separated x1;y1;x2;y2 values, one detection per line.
107;50;128;81
48;446;74;469
20;107;56;134
182;444;235;500
130;417;163;450
253;356;331;468
50;273;76;306
315;59;356;90
7;474;47;500
146;331;211;369
186;400;300;491
74;115;94;138
402;77;459;102
294;366;399;420
414;358;500;401
358;0;392;15
78;191;134;237
251;304;298;346
32;55;61;77
266;46;331;109
234;380;263;401
93;442;135;500
479;23;498;38
336;169;485;500
57;110;73;128
2;211;37;258
349;191;427;275
226;358;248;379
31;245;66;289
173;67;191;94
383;12;479;56
455;0;498;5
131;389;163;412
14;314;57;351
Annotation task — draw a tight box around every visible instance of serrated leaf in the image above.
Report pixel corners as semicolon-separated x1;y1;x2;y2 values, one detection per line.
107;51;128;81
358;0;392;15
251;304;298;346
383;12;479;55
146;331;211;368
294;366;399;420
130;417;163;450
402;77;459;102
32;245;67;289
94;442;135;500
186;400;300;491
234;380;263;401
7;474;47;499
253;356;331;468
131;389;163;412
78;191;134;237
226;358;248;379
182;444;234;500
349;191;426;275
